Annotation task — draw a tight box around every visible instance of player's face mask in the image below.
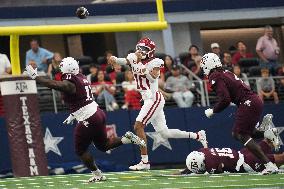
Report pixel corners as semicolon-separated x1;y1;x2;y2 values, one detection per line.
136;45;150;59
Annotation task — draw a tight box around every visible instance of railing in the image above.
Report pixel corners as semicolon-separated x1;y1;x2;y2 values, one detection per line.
34;75;284;113
179;64;207;107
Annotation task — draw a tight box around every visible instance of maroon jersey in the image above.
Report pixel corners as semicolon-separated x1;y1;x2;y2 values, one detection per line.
199;148;240;173
61;73;93;112
209;70;255;113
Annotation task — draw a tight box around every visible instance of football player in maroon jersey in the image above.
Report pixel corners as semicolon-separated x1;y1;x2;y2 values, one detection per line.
200;53;279;174
25;57;146;182
181;138;284;175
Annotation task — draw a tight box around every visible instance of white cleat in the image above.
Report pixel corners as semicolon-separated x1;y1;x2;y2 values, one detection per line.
261;162;278;175
197;130;208;148
259;114;274;131
264;128;280;151
124;131;146;148
88;170;107;183
129;161;150;171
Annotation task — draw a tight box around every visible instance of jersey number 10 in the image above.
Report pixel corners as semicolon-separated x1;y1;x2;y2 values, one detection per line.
133;74;150;90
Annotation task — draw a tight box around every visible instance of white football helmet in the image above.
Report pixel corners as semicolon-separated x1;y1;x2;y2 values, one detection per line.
59;57;79;75
200;53;222;75
186;151;206;173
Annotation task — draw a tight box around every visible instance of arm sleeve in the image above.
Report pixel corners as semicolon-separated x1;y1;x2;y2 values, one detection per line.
212;78;231;113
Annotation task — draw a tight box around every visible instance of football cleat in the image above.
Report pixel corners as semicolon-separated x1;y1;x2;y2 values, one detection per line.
124;131;146;148
261;162;278;175
264;128;280;151
197;130;208;148
88;170;107;183
129;161;150;171
258;114;274;131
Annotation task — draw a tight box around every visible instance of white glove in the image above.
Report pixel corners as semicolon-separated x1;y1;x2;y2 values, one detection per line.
25;65;38;79
205;108;214;118
63;114;76;125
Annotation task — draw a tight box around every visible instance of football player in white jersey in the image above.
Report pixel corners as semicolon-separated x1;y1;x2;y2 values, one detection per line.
108;38;208;171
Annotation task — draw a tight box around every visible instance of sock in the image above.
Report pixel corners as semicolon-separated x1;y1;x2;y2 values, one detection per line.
189;132;198;139
141;155;148;163
121;136;131;144
167;129;190;138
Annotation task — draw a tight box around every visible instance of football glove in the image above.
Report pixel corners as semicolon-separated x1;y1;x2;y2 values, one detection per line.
63;114;76;125
25;65;38;79
205;108;214;118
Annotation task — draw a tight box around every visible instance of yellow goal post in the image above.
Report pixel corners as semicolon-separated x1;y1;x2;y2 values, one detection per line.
0;0;167;75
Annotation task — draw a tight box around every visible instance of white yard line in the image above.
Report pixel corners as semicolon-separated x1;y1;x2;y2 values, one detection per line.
209;175;223;178
107;178;118;180
138;183;150;185
121;184;133;187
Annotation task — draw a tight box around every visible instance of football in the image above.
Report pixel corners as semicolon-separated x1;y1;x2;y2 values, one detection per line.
76;7;89;19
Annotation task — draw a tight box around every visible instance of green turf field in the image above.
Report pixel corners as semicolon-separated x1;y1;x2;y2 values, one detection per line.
0;169;284;189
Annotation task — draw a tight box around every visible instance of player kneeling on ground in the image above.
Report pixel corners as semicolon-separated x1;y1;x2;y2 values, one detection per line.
200;53;279;174
25;57;146;182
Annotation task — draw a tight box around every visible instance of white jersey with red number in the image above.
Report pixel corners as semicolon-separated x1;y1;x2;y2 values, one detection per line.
130;58;163;101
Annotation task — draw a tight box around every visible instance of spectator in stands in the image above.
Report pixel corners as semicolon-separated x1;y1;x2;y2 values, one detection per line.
232;41;254;65
233;65;250;87
277;78;284;100
109;64;125;85
165;64;195;108
87;64;99;83
222;52;233;71
92;70;119;111
256;25;280;75
257;68;279;104
161;55;174;81
101;50;114;71
26;39;54;73
188;55;203;78
47;52;62;80
182;45;200;69
211;42;223;60
0;52;11;75
277;65;284;76
228;45;237;56
121;70;141;110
